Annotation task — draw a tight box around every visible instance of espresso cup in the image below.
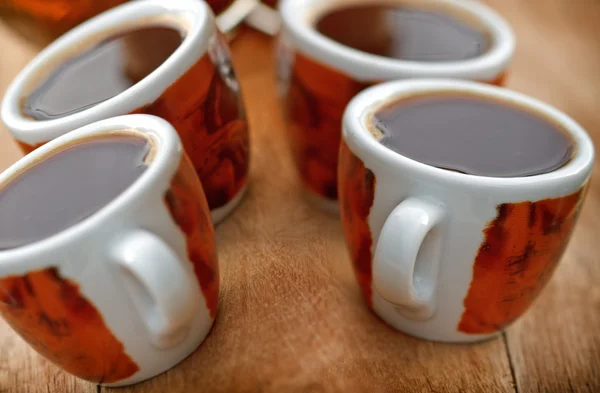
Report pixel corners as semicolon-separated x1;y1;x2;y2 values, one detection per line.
1;0;250;224
0;114;219;385
278;0;515;212
339;79;594;343
0;0;255;45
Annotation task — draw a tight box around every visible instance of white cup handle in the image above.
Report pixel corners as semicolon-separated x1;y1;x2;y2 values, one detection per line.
111;230;201;349
373;198;446;321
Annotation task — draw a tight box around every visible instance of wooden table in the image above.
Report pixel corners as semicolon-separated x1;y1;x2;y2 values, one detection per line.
1;1;599;392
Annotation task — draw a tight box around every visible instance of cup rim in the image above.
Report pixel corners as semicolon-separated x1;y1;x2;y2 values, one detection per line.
1;0;214;145
343;79;594;189
280;0;515;81
0;114;183;275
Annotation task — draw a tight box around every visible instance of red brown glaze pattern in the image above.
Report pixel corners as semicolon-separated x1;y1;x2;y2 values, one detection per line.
338;140;376;306
281;52;507;201
283;53;371;200
132;32;249;211
458;187;587;334
0;268;139;383
165;154;219;319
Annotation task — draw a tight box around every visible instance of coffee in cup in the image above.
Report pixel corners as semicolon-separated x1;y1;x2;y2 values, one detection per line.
371;92;573;178
22;27;182;121
0;133;150;249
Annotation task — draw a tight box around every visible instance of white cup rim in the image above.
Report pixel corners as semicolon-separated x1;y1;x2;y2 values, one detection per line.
280;0;515;81
0;114;182;275
343;79;594;190
1;0;214;145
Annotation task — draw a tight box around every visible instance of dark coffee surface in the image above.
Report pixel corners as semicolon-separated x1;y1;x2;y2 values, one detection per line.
0;135;149;250
315;5;488;62
23;27;182;120
373;94;573;177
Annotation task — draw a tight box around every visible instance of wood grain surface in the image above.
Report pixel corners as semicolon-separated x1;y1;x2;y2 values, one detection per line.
0;1;599;392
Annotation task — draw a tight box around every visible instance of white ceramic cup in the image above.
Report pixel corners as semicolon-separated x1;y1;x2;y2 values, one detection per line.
1;0;250;225
278;0;515;213
339;79;594;343
0;115;219;386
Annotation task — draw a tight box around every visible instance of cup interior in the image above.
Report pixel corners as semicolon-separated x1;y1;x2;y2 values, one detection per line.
280;0;515;80
307;0;493;45
0;129;155;249
19;15;191;110
345;79;594;186
2;129;155;187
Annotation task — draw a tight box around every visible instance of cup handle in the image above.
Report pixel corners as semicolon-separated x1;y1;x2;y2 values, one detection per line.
373;198;446;321
110;230;201;349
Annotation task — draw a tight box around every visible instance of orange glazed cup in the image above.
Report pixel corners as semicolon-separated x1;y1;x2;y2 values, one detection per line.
278;0;515;213
0;115;218;386
339;79;594;342
1;0;250;224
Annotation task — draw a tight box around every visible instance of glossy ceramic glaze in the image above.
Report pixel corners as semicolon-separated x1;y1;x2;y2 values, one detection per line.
0;115;218;385
339;79;594;342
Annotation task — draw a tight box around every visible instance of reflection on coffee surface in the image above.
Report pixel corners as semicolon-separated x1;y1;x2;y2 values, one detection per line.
372;94;573;177
315;5;488;62
0;134;150;249
22;27;182;120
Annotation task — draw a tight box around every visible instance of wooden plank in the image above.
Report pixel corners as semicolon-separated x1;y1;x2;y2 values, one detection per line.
483;1;600;392
0;324;96;393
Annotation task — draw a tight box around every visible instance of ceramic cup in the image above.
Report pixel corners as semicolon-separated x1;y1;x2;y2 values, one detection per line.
1;0;250;224
278;0;515;212
339;79;594;343
0;114;219;386
0;0;255;46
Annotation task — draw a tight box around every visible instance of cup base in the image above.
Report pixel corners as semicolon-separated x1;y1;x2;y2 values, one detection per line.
211;183;248;225
392;323;502;344
100;304;215;387
372;296;503;344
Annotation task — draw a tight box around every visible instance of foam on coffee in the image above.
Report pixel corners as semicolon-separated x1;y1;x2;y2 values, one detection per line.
0;131;152;250
368;92;573;178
